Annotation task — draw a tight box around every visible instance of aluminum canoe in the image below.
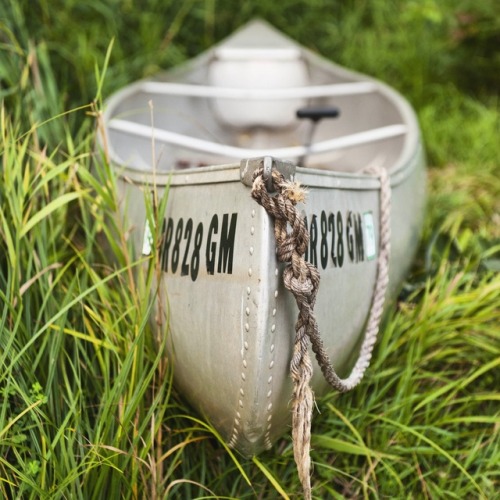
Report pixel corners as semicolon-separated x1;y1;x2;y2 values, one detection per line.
102;20;426;455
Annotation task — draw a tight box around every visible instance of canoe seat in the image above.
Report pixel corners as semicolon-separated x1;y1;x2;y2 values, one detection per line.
208;46;309;129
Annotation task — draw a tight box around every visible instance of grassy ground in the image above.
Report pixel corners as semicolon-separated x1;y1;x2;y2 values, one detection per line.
1;0;499;498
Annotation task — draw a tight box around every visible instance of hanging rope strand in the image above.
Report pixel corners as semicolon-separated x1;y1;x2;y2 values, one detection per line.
251;165;391;499
307;166;391;392
252;171;316;497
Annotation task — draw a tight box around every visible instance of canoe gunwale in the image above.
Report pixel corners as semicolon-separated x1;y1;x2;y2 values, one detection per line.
112;138;424;193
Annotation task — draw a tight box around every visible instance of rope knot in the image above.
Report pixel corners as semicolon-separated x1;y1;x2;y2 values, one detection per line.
283;270;314;298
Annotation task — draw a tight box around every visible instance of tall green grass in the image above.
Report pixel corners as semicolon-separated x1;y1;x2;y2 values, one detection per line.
1;0;499;497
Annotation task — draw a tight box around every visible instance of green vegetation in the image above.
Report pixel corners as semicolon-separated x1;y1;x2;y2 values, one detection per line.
1;0;498;497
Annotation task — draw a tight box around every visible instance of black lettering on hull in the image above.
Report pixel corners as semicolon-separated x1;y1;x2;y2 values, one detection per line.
159;213;238;281
302;209;371;270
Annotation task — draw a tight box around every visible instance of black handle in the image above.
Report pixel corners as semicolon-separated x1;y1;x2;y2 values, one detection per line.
296;106;340;122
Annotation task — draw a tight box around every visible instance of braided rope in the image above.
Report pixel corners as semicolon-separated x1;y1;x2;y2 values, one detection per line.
251;166;391;499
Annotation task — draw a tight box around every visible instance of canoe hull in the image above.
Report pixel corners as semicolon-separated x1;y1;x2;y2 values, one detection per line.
116;149;425;455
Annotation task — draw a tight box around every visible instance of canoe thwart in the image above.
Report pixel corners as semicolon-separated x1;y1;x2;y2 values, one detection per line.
108;118;408;161
139;80;379;100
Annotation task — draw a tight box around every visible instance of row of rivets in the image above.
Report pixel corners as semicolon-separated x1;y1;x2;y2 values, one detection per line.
229;208;257;448
264;267;280;449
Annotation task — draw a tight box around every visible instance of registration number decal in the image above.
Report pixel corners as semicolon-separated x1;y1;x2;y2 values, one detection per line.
143;208;376;280
303;210;375;269
151;213;238;282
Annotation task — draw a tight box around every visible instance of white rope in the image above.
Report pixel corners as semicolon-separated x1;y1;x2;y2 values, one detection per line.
307;165;391;392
